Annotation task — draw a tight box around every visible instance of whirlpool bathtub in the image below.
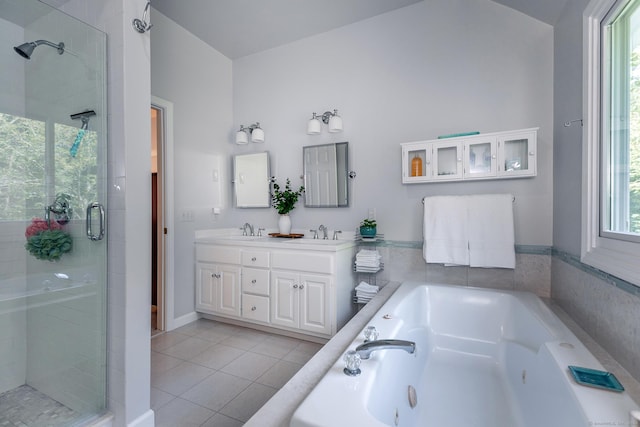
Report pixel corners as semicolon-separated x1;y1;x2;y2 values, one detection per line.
290;282;638;427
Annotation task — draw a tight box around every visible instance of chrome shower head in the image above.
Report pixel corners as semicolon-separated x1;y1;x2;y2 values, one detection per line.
14;40;65;59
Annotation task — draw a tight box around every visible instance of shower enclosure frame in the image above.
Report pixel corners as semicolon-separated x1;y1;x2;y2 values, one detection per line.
0;0;108;425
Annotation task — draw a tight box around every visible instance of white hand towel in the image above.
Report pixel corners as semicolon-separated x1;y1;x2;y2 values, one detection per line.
467;194;515;269
423;196;469;265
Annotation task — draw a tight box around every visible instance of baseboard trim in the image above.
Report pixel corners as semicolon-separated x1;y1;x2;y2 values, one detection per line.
168;311;199;331
127;409;154;427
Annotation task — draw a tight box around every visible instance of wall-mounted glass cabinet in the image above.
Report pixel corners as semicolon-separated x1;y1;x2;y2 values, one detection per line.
401;128;537;184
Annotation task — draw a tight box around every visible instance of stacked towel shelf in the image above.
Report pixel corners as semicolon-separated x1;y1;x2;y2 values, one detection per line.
353;249;384;305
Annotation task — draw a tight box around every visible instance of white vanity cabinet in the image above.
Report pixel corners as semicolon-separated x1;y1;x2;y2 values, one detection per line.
194;238;356;339
270;251;334;336
240;250;270;323
401;128;537;183
195;245;241;317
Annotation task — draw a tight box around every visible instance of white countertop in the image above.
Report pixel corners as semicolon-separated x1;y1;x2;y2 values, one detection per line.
195;228;357;252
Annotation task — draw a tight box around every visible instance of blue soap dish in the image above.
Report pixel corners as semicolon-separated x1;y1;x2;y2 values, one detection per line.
568;366;624;392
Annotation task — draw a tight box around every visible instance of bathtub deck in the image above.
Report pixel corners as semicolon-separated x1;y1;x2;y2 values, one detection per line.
423;350;524;427
247;282;640;427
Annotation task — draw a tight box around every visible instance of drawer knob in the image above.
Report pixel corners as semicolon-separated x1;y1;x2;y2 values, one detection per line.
212;273;221;279
293;284;298;289
251;257;257;261
251;279;257;284
251;306;257;311
299;284;304;290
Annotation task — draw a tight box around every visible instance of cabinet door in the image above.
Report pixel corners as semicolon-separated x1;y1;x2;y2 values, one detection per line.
270;271;298;329
196;263;216;312
464;137;496;179
299;274;331;335
401;142;432;183
432;141;463;180
497;130;537;177
216;264;241;317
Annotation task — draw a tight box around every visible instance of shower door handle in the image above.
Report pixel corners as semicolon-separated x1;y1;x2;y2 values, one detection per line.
86;202;105;241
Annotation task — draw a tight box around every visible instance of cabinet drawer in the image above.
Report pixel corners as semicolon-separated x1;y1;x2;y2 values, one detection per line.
242;294;269;323
196;245;241;264
242;250;270;268
242;268;270;296
272;251;333;274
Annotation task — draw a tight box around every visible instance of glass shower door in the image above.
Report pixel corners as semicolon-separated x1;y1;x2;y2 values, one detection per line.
0;0;107;424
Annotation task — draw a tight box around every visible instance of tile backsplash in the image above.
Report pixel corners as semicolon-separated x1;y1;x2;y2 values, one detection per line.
551;257;640;382
368;244;551;297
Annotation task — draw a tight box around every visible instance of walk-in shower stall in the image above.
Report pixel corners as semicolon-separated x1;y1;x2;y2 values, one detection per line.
0;0;107;425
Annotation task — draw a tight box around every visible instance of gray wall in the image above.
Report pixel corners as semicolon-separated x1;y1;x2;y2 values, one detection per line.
150;11;233;319
553;0;590;256
231;0;554;245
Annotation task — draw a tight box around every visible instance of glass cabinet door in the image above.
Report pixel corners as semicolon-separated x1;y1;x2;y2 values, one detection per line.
402;143;431;182
464;138;496;178
432;141;462;180
498;131;536;177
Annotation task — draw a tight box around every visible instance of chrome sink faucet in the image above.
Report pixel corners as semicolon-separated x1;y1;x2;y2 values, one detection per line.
354;339;416;360
241;222;254;236
310;229;319;239
318;224;328;240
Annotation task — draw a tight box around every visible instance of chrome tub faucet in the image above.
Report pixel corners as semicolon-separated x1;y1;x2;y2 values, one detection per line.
354;339;416;360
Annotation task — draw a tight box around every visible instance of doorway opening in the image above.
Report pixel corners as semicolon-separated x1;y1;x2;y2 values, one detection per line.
151;105;164;335
150;96;175;336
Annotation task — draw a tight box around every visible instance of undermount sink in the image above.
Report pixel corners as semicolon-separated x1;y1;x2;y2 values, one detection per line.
216;235;266;241
286;238;347;245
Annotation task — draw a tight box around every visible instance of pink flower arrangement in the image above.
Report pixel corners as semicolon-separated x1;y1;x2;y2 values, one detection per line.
25;218;61;239
25;218;72;261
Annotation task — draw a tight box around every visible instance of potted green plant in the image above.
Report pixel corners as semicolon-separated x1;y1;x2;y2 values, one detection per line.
359;218;377;238
272;178;304;235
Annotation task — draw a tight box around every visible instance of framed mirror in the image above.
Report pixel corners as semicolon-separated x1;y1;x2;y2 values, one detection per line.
234;152;270;208
303;142;349;207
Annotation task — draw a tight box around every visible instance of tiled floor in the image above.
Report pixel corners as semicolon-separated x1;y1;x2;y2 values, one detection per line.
151;319;323;427
0;385;79;427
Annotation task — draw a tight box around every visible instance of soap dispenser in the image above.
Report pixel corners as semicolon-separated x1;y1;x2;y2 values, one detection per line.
411;154;423;177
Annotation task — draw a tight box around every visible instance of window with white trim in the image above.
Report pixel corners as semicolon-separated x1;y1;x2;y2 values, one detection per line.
583;0;640;286
602;0;640;240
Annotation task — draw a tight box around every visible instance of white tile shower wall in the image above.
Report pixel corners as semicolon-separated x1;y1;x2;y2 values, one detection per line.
26;284;104;413
0;298;27;394
0;221;28;395
551;258;640;381
0;222;27;281
374;245;551;297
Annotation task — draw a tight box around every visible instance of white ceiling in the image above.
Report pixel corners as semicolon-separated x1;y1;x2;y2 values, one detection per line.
151;0;570;60
151;0;421;59
492;0;570;26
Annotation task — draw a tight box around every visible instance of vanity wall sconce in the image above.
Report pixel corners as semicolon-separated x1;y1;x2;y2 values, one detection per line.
235;122;264;144
307;109;343;135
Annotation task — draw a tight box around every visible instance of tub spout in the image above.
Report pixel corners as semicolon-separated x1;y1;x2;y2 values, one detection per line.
355;339;416;360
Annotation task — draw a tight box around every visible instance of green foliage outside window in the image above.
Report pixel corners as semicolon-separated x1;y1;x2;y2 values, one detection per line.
630;50;640;233
0;112;98;222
